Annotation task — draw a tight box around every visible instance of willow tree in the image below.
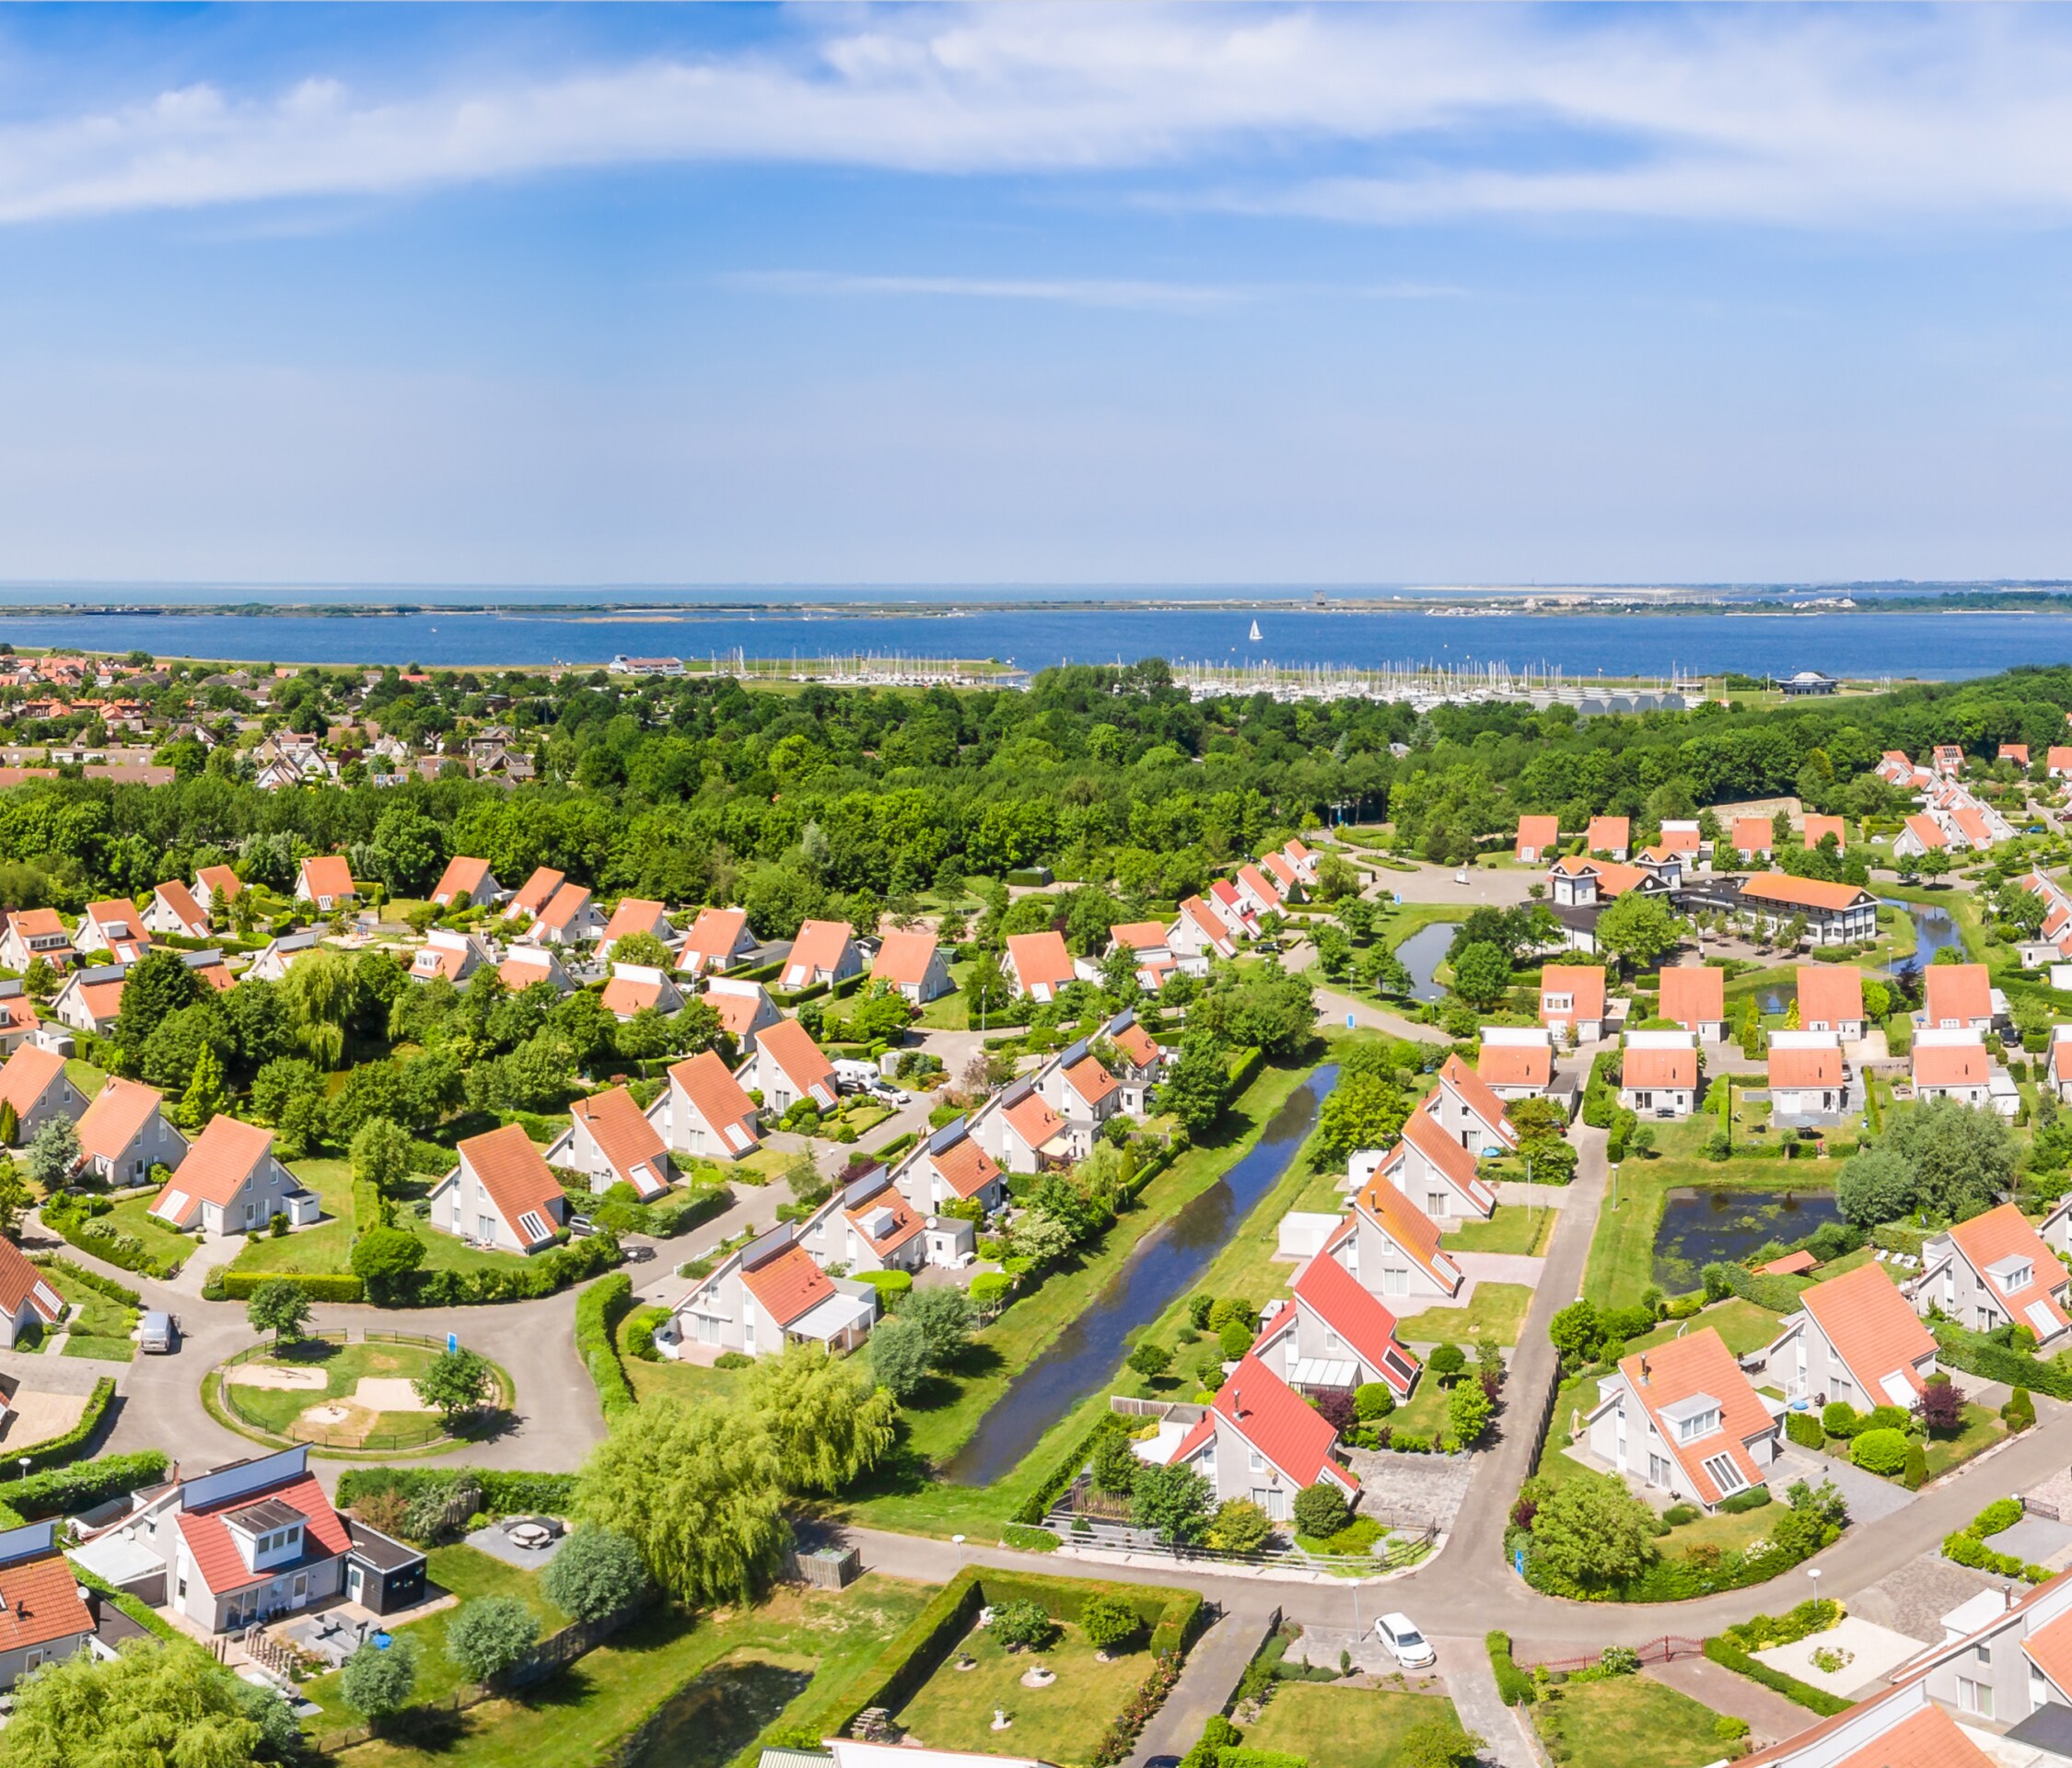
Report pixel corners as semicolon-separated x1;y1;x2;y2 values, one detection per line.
0;1637;274;1768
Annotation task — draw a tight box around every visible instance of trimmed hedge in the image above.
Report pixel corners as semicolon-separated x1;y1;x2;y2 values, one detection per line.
6;1377;117;1476
1487;1630;1534;1706
576;1273;636;1416
0;1448;168;1523
1216;1752;1306;1768
1014;1409;1129;1526
1001;1524;1060;1553
212;1269;367;1303
335;1466;578;1518
1934;1321;2072;1402
1703;1636;1851;1716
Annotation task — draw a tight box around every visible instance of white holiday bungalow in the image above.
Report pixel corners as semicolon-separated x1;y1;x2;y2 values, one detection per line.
0;1242;62;1351
599;962;683;1021
1656;965;1726;1041
427;1122;568;1256
1102;1012;1168;1112
1205;879;1261;942
650;1051;762;1161
779;919;862;992
703;977;782;1054
1515;815;1560;864
143;880;211;942
1257;851;1306;903
868;930;952;1004
1767;1031;1849;1124
1252;1250;1421;1401
50;964;126;1038
74;1076;186;1186
73;898;150;965
1170;895;1239;963
149;1115;312;1235
549;1085;674;1201
597;897;675;961
1086;921;1188;992
678;907;759;977
895;1118;1007;1217
803;1172;973;1276
1143;1355;1356;1523
1758;1262;1936;1412
1474;1028;1554;1101
742;1018;839;1118
528;882;605;948
1233;864;1283;919
1914;1204;2070;1345
1325;1173;1464;1307
294;855;357;913
1422;1053;1520;1157
1033;1040;1123;1157
1539;965;1608;1043
191;866;241;917
408;928;492;985
1912;1029;2015;1117
1004;931;1076;1004
664;1225;876;1362
1585;1326;1782;1514
1362;1107;1497;1222
1618;1030;1699;1119
503;866;565;924
429;855;505;911
1798;965;1866;1040
497;944;574;996
0;909;71;974
1586;815;1631;860
985;1079;1071;1174
0;1045;84;1144
242;929;322;983
1921;963;2003;1033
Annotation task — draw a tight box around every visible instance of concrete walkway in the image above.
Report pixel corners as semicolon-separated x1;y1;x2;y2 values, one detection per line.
1438;1639;1538;1768
1123;1607;1277;1768
1647;1655;1810;1750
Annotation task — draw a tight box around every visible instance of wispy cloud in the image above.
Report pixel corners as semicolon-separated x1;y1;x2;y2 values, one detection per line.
723;270;1253;309
6;7;2072;229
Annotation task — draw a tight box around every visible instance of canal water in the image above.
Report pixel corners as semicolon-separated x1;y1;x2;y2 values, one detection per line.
1395;922;1461;1003
1651;1186;1844;1294
941;1064;1335;1487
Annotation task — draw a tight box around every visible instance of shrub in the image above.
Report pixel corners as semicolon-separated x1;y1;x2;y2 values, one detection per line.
574;1273;635;1416
1716;1716;1752;1742
1785;1411;1824;1449
1354;1381;1395;1422
1427;1342;1466;1384
1216;1320;1252;1358
1703;1637;1852;1717
1850;1428;1910;1477
1662;1504;1700;1528
1718;1486;1773;1515
1290;1482;1349;1541
1903;1442;1928;1490
342;1635;418;1725
1080;1593;1143;1651
216;1269;366;1302
1206;1499;1272;1553
0;1448;166;1523
1001;1524;1061;1553
445;1595;539;1683
1973;1498;2024;1538
990;1599;1055;1651
856;1269;914;1308
1486;1630;1534;1706
2006;1387;2037;1432
0;1378;119;1478
1821;1401;1861;1439
541;1526;648;1622
969;1272;1011;1310
1864;1403;1912;1434
715;1350;752;1369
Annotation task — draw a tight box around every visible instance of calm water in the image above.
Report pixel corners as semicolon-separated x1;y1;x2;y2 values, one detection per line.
4;603;2072;677
1883;898;1962;972
1395;922;1461;1004
1652;1186;1844;1294
941;1064;1333;1487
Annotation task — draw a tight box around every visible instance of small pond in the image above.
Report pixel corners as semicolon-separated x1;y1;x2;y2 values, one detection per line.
1651;1185;1844;1295
624;1656;813;1768
1883;897;1962;971
1394;922;1461;1004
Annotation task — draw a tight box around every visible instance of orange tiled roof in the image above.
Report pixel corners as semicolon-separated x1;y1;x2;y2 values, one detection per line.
1769;1045;1841;1088
1622;1045;1695;1089
1657;966;1723;1026
1739;873;1871;913
1476;1042;1551;1088
871;929;940;987
739;1240;833;1329
1619;1327;1769;1506
1798;1262;1934;1402
1924;964;1992;1024
458;1122;564;1247
76;1076;166;1165
1798;964;1863;1026
1540;965;1607;1019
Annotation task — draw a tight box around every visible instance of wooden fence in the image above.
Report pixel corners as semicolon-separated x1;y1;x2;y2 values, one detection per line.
1520;1635;1705;1674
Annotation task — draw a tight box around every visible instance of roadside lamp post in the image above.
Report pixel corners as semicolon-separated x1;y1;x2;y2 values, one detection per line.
1610;1162;1621;1213
1808;1566;1822;1603
953;1534;966;1569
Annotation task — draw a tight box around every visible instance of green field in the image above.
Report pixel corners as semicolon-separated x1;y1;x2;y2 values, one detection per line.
1242;1685;1461;1768
892;1617;1145;1767
1395;1283;1532;1347
1443;1206;1552;1258
1531;1671;1735;1768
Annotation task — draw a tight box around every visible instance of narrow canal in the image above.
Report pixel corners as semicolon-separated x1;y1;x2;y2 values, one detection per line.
1394;922;1461;1004
942;1064;1336;1487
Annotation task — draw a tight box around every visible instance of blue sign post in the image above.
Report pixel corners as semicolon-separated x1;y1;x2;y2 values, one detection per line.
1347;1013;1356;1030
447;1332;458;1355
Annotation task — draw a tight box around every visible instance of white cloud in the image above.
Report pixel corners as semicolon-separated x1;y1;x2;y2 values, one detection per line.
723;270;1254;309
4;6;2072;227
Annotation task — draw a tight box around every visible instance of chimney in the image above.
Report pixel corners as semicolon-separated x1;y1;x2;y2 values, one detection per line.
1230;1387;1242;1416
1639;1355;1650;1384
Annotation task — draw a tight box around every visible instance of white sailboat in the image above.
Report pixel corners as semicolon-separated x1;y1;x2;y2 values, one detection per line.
1248;619;1263;642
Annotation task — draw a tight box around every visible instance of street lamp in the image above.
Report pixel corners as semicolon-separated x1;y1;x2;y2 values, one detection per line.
953;1533;966;1569
1610;1163;1621;1212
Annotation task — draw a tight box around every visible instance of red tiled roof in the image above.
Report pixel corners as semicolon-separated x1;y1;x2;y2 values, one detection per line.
76;1076;166;1165
1515;814;1559;855
538;882;593;932
63;978;124;1028
177;1472;350;1596
2004;744;2032;765
783;919;853;983
431;855;493;902
2026;1609;2072;1707
1540;965;1607;1020
928;1133;1002;1200
1006;931;1075;992
195;865;240;903
1172;1355;1355;1495
1618;1327;1770;1506
1924;964;1992;1024
1914;1041;1990;1087
600;897;669;948
1389;1108;1495;1212
681;907;750;961
1111;1021;1159;1069
0;1239;61;1329
1830;1700;1993;1768
706;989;768;1041
0;1045;67;1117
1798;1262;1934;1402
1656;827;1703;853
1062;1054;1119;1111
5;909;63;943
410;943;470;983
759;1018;837;1107
2052;747;2072;773
1798;964;1863;1027
1622;1045;1696;1088
1260;853;1299;892
1953;807;1993;846
599;972;667;1018
1802;815;1847;850
1477;1042;1551;1088
1587;816;1629;851
569;1087;669;1196
458;1122;565;1248
1236;864;1281;908
871;929;941;987
844;1185;925;1257
1739;873;1872;913
1176;896;1236;952
1731;817;1775;851
510;867;565;915
0;1551;91;1652
739;1240;833;1329
1903;813;1947;850
152;1114;271;1215
669;1052;760;1155
1769;1045;1842;1088
1002;1090;1066;1150
0;995;37;1033
298;855;354;900
1287;1252;1419;1394
1946;1204;2068;1337
499;948;565;993
1657;966;1723;1026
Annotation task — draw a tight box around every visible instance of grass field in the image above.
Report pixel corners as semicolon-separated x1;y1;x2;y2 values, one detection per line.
327;1575;930;1768
223;1338;450;1445
1243;1685;1461;1768
1443;1207;1552;1258
892;1618;1144;1767
1531;1671;1733;1768
1394;1283;1532;1347
99;1193;200;1274
45;1266;136;1361
232;1158;357;1276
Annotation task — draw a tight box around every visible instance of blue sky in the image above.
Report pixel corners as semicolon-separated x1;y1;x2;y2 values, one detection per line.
4;4;2072;586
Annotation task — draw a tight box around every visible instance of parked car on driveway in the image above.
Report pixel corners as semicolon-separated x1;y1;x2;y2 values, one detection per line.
1375;1611;1435;1669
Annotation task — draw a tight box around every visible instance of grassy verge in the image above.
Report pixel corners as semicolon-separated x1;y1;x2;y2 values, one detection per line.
1532;1671;1732;1768
45;1268;136;1362
1395;1284;1532;1348
1243;1685;1459;1768
1443;1207;1552;1258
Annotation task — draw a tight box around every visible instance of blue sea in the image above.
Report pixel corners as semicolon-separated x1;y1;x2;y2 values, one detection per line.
0;585;2067;680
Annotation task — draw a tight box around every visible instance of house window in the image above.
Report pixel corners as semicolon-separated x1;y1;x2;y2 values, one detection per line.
1959;1677;1995;1719
1647;1452;1673;1488
517;1211;550;1242
1380;1268;1409;1297
1702;1453;1746;1495
1248;1449;1265;1474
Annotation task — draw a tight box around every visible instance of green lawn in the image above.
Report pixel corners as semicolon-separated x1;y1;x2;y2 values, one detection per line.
221;1337;457;1448
1624;1297;1787;1359
1531;1671;1733;1768
233;1157;358;1276
44;1267;135;1362
326;1575;930;1768
99;1194;201;1274
892;1617;1146;1767
1443;1207;1552;1258
302;1544;570;1729
64;1057;109;1099
1395;1283;1532;1347
1243;1685;1460;1768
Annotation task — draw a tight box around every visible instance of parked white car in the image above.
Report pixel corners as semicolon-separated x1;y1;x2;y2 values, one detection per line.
1375;1612;1435;1669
